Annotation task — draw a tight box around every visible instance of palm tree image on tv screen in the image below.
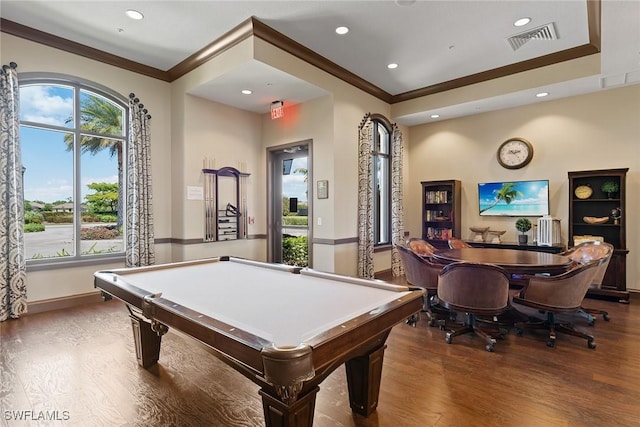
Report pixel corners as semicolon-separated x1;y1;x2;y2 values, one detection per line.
478;180;550;217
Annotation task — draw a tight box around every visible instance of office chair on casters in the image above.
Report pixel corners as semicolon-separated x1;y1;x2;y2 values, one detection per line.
512;259;603;349
437;262;510;352
561;241;614;325
396;244;450;328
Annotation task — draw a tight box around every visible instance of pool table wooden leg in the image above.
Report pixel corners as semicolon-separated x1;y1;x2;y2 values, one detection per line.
130;314;164;368
260;386;319;427
345;344;387;416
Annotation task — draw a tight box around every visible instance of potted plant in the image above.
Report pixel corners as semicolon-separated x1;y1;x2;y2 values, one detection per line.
515;217;532;244
601;181;619;198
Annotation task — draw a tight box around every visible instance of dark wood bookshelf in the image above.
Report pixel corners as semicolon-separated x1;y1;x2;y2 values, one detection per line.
421;180;461;249
568;168;629;302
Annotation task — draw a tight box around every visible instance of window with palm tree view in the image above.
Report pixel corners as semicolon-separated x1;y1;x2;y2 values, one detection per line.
20;79;127;261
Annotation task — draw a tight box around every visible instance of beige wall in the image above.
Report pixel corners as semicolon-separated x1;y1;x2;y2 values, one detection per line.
406;84;640;290
168;38;265;262
256;38;395;276
171;94;266;262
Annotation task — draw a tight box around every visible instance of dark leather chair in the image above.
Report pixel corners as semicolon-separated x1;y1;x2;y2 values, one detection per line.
448;238;471;249
561;241;614;324
513;259;603;349
437;262;510;352
397;244;449;327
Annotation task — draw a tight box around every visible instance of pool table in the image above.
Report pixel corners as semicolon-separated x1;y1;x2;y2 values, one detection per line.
94;256;424;427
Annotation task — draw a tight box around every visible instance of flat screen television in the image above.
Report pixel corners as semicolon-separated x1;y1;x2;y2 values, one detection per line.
478;179;550;217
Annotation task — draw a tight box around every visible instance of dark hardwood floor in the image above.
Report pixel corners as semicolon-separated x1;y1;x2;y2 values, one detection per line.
2;284;639;426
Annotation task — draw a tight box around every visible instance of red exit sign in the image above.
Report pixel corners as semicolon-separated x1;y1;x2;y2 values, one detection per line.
270;101;284;119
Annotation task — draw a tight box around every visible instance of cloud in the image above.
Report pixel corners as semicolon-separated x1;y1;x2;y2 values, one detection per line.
25;183;73;203
20;85;73;127
283;173;308;202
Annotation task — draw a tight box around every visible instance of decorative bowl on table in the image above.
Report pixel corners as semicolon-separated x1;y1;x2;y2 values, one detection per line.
487;230;506;243
583;216;609;224
469;226;489;242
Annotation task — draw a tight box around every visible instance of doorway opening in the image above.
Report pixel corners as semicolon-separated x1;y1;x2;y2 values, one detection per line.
268;141;311;267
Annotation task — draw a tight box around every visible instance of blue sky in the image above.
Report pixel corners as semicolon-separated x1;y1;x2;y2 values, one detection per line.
20;85;119;203
282;157;308;202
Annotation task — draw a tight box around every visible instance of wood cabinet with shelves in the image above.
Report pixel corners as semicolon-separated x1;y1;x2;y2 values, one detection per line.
568;168;629;302
421;180;461;249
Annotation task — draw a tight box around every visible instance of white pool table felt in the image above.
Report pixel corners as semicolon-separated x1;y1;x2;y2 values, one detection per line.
116;260;413;347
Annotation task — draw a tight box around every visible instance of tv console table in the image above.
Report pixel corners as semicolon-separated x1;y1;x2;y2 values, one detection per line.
466;241;564;254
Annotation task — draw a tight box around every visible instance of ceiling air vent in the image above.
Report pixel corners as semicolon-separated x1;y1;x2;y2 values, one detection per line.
507;23;558;51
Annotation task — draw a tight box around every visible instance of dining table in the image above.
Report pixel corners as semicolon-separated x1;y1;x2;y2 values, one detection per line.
431;247;575;327
431;247;574;285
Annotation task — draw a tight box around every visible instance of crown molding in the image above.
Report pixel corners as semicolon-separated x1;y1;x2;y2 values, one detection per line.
0;18;170;81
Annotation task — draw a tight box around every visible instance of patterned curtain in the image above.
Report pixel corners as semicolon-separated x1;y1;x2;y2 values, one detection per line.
390;125;404;277
357;115;374;278
357;113;405;279
0;62;27;321
125;93;155;267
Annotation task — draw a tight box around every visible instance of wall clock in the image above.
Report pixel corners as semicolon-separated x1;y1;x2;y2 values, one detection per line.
497;138;534;169
574;184;593;199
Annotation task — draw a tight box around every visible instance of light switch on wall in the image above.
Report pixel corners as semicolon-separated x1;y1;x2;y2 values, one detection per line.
317;217;322;226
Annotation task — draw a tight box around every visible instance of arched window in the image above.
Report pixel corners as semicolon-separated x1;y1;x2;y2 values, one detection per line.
371;115;392;246
19;75;128;262
358;112;404;278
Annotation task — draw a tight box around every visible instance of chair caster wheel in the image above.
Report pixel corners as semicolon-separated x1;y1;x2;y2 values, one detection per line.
546;339;555;348
406;314;419;327
588;340;596;349
515;327;523;336
445;333;453;344
485;344;495;352
588;319;595;327
603;314;610;322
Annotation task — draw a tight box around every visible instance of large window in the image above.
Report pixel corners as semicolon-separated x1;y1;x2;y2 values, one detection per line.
19;78;127;262
372;118;391;246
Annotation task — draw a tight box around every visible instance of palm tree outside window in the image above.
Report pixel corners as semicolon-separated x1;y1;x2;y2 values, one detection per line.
19;77;127;262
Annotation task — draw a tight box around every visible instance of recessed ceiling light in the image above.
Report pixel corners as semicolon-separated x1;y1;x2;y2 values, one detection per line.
125;10;144;20
335;26;349;35
387;63;399;69
536;92;549;98
395;0;417;6
514;17;531;27
430;114;440;119
241;89;252;95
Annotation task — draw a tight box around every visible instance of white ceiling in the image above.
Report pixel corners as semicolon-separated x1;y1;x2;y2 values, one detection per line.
1;0;639;125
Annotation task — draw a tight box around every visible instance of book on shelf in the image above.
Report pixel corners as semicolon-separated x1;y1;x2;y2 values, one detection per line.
426;227;452;240
424;190;449;204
